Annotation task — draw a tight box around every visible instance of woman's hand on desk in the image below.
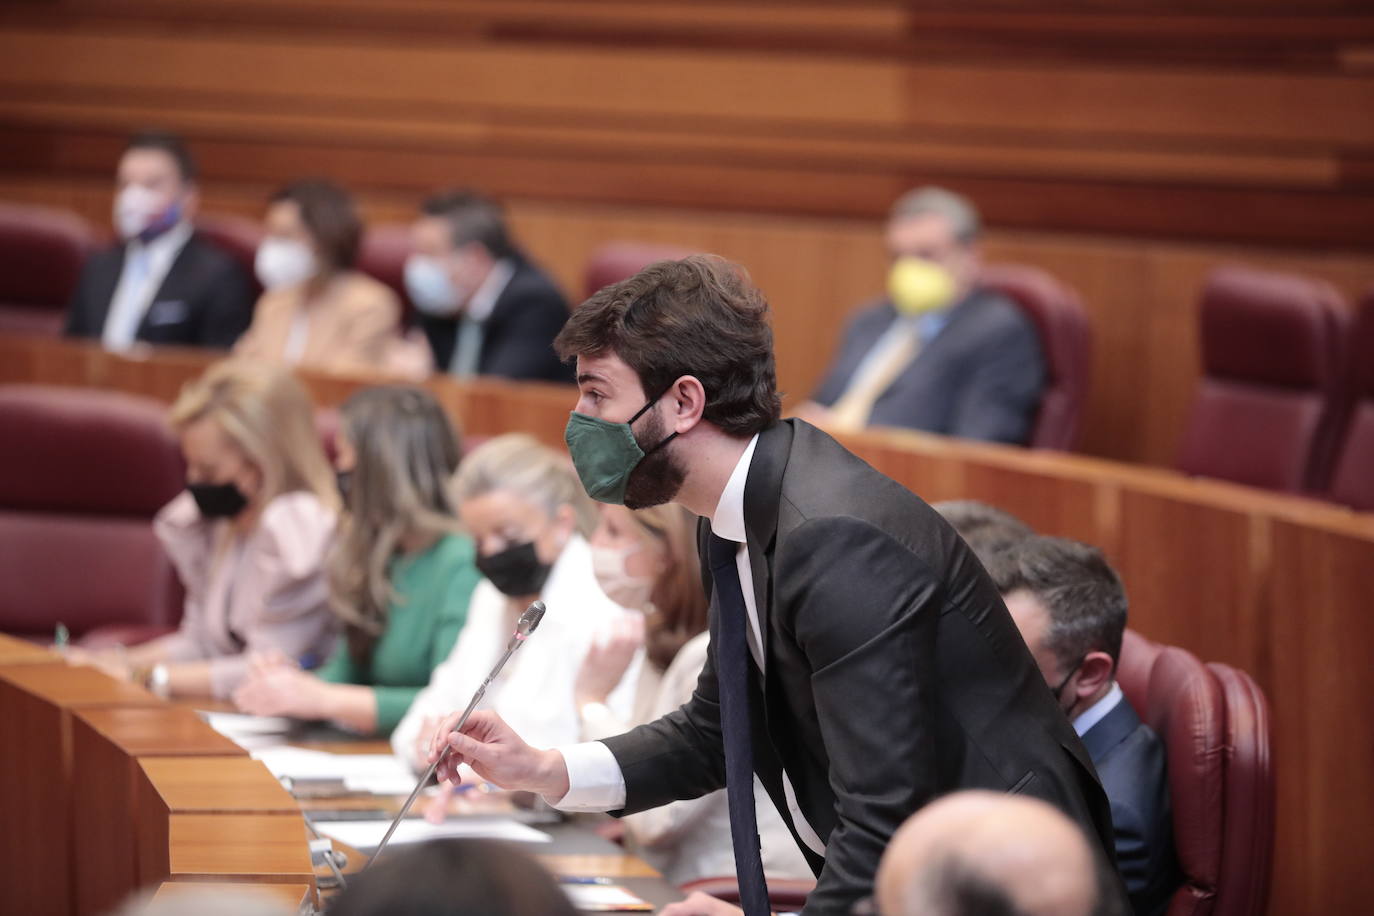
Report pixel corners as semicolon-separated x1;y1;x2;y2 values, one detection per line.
233;665;325;718
427;709;570;801
64;647;132;682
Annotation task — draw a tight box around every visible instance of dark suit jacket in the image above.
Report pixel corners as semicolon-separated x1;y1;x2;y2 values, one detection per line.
812;289;1046;444
64;234;254;349
1081;695;1181;916
418;257;573;383
602;420;1121;914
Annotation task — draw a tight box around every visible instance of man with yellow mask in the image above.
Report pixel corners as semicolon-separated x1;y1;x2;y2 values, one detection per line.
800;187;1046;444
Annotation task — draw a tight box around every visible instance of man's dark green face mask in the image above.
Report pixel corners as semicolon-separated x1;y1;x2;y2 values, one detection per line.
564;393;678;505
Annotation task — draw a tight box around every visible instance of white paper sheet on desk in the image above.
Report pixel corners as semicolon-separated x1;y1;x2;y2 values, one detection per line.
200;710;294;739
252;747;414;784
318;817;551;849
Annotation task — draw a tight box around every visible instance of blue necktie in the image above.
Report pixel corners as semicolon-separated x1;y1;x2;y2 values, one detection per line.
708;533;771;916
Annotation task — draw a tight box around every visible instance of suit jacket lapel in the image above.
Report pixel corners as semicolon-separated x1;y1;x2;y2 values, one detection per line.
1079;693;1143;764
742;421;794;664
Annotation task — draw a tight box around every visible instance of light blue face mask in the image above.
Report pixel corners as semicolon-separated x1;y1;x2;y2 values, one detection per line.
564;395;677;505
404;254;461;316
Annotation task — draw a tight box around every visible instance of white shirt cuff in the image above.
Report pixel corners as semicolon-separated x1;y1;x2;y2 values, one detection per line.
547;741;626;812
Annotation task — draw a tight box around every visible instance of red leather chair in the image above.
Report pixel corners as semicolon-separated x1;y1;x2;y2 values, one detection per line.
979;264;1092;451
1327;291;1374;510
358;223;416;327
0;202;98;336
678;875;817;913
0;385;185;641
1176;265;1349;493
583;241;696;300
1117;629;1275;916
196;211;264;299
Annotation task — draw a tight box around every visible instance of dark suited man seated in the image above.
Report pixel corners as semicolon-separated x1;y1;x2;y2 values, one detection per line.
404;189;573;383
64;129;254;351
994;536;1182;916
872;791;1116;916
798;187;1045;444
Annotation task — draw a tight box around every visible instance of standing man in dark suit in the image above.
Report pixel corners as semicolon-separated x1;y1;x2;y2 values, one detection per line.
997;536;1182;916
798;187;1045;444
64;130;254;350
426;256;1123;915
403;189;572;383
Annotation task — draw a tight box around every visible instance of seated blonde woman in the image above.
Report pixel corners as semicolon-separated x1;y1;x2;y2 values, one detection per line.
70;360;339;698
575;503;812;886
234;179;426;377
392;433;643;773
234;386;481;736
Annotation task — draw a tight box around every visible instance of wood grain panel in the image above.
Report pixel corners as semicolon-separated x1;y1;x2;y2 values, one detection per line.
0;632;60;665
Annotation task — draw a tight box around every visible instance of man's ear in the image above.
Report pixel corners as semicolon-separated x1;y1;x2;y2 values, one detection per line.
666;375;707;435
1074;651;1115;701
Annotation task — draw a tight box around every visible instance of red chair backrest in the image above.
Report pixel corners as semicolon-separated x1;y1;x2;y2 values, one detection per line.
582;241;696;301
0;202;98;336
0;385;185;637
1117;629;1275;916
979;263;1093;451
1327;291;1374;510
358;223;416;326
1176;265;1349;493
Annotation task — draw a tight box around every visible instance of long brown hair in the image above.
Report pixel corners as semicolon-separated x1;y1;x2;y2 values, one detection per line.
629;503;708;671
326;386;463;665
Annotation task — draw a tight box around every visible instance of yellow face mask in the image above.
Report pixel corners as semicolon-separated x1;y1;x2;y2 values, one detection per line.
887;256;957;317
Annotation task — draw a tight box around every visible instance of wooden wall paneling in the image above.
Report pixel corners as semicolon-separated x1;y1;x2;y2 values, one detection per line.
0;665;158;916
70;707;247;916
1262;517;1374;916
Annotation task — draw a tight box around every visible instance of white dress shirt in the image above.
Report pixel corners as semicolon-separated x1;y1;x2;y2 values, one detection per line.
449;258;515;377
1073;680;1124;738
391;534;643;767
101;221;193;350
555;435;829;859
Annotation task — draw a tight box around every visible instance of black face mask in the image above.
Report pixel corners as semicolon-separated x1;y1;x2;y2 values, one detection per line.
335;470;354;505
476;541;552;598
188;481;249;519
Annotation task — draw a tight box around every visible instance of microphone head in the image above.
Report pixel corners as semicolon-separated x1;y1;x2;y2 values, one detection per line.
516;600;546;637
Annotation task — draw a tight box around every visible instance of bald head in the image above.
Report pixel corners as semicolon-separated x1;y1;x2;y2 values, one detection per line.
876;791;1099;916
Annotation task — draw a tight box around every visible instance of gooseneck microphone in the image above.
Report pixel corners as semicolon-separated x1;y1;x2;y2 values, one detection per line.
366;599;547;867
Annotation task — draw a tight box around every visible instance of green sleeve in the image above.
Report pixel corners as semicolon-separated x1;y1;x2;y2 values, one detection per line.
373;685;424;736
430;558;481;670
314;636;357;685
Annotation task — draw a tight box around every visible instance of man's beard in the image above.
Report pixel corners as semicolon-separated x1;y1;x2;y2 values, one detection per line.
623;407;686;510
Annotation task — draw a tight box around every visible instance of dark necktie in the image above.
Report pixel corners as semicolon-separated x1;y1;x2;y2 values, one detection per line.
708;533;771;916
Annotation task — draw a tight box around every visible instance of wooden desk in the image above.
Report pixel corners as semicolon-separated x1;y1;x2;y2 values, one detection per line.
135;756;310;893
0;664;158;916
70;708;248;916
0;632;59;665
152;881;313;914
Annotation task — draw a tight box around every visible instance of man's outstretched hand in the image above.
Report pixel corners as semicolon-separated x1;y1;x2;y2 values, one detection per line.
425;709;571;800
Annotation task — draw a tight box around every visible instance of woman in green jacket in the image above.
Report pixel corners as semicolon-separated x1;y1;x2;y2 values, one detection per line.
234;385;478;736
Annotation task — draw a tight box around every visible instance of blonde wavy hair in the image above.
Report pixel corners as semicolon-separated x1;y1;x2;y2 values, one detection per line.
624;503;707;671
168;360;337;511
326;386;463;662
451;433;596;537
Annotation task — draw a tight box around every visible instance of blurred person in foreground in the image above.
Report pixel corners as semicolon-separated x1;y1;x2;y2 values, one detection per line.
65;129;253;350
327;838;577;916
234;386;480;737
798;187;1045;444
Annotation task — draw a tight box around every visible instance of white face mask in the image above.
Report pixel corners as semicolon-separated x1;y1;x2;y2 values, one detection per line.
404;253;465;317
113;184;176;241
591;543;655;610
254;238;317;291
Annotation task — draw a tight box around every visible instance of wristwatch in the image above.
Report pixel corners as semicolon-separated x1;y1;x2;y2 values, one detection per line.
147;663;170;697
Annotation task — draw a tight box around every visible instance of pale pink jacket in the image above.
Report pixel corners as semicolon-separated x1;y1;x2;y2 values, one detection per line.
153;489;338;698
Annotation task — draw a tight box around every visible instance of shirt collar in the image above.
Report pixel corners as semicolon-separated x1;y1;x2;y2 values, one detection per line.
465;258;515;324
128;219;193;266
1073;680;1124;737
710;434;760;544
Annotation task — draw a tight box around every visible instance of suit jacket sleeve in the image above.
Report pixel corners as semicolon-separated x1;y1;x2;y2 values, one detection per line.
600;635;728;814
945;313;1045;444
482;286;572;382
195;257;255;349
64;259;104;339
778;515;945;914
